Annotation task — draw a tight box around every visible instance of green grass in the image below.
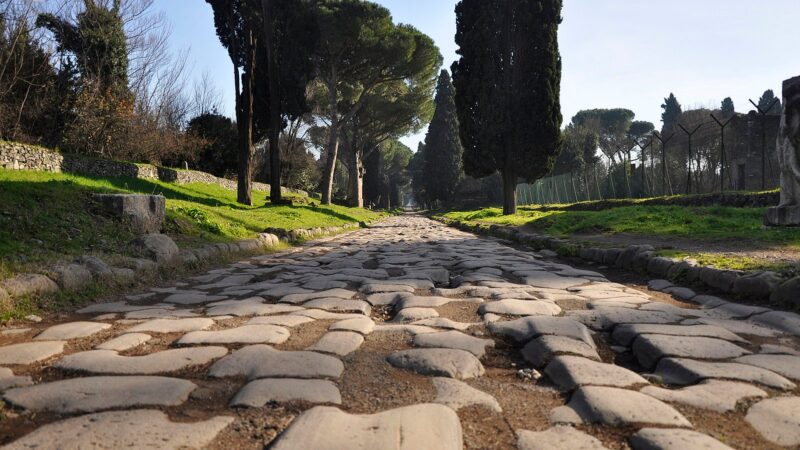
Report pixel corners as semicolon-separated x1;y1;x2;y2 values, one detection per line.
443;205;800;246
655;250;790;273
0;168;383;279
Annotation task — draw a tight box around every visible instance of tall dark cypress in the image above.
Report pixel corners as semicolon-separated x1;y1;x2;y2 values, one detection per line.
423;70;464;206
452;0;563;215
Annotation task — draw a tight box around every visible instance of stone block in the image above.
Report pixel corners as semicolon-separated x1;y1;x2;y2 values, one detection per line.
131;234;180;265
765;205;800;226
51;264;93;290
0;274;59;298
772;276;800;308
93;194;166;234
733;271;782;301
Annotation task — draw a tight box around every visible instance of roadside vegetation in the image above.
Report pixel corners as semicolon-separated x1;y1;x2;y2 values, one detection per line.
0;169;383;280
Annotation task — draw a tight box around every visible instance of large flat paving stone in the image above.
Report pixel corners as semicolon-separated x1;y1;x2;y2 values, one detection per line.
387;348;485;379
34;322;111;341
247;315;315;327
303;298;372;315
517;426;609;450
520;272;588;290
3;376;196;413
206;298;303;317
2;409;233;449
551;386;691;427
413;330;495;358
393;307;439;322
411;318;475;331
209;345;344;380
629;428;734;450
640;380;767;412
231;378;342;407
54;347;228;374
76;302;154;314
163;292;227;305
0;341;66;365
0;368;32;391
307;331;364;356
521;335;600;368
270;404;463;450
654;357;796;390
750;311;800;336
176;324;290;345
735;354;800;380
128;318;215;333
570;308;681;331
479;299;561;316
330;317;375;335
612;323;747;346
95;333;151;351
488;316;595;348
544;355;648;390
432;377;501;412
279;288;356;304
745;396;800;446
632;334;751;370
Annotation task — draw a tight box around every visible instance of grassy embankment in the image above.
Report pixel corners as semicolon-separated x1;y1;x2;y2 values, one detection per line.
0;168;383;281
442;202;800;273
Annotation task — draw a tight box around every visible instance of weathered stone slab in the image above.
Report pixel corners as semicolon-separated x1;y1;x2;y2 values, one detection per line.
411;318;475;331
3;410;233;450
640;379;766;412
280;288;356;304
34;321;110;341
93;194;165;234
545;355;648;390
629;428;734;450
393;307;440;322
750;311;800;336
632;334;751;370
95;333;151;351
365;292;411;306
0;367;33;391
746;396;800;446
551;386;691;427
209;345;344;380
247;315;315;327
432;377;501;413
330;317;375;335
684;318;779;337
488;316;595;348
77;302;153;314
654;357;795;390
3;376;195;413
55;347;228;374
570;307;681;331
479;299;561;316
517;426;609;450
521;336;600;368
735;354;800;380
373;324;438;335
520;272;587;290
705;303;771;319
231;378;342;407
0;341;66;365
128;318;215;333
612;323;747;346
270;404;462;450
413;330;494;358
162;292;227;305
359;283;416;294
303;298;372;315
308;331;364;356
387;348;485;379
125;308;199;319
206;298;303;317
177;325;290;345
291;309;363;320
0;274;58;298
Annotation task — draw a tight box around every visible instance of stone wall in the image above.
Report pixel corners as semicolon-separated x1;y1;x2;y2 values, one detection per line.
0;141;307;196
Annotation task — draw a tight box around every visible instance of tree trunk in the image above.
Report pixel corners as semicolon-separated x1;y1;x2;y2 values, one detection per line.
262;0;283;204
501;168;517;215
321;77;339;205
349;150;364;208
237;29;256;206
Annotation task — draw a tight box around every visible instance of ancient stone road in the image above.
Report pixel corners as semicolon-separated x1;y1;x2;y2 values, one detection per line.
1;215;800;449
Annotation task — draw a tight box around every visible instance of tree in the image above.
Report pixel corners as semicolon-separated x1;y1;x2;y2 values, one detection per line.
312;1;439;206
661;93;682;133
205;0;258;205
422;70;463;206
758;89;782;115
187;112;238;177
452;0;563;215
721;97;735;118
409;142;428;207
571;108;634;162
255;0;318;204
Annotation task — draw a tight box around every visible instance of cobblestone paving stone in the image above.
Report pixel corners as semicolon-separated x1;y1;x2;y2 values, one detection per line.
1;214;800;448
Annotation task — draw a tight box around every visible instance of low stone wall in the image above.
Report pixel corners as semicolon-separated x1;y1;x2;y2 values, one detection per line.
0;141;307;197
437;216;800;308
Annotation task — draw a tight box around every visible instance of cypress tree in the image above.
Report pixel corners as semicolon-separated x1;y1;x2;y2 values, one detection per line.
423;70;464;206
452;0;563;215
721;97;735;118
660;93;682;133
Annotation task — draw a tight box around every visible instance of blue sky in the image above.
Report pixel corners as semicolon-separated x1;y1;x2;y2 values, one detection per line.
156;0;800;150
